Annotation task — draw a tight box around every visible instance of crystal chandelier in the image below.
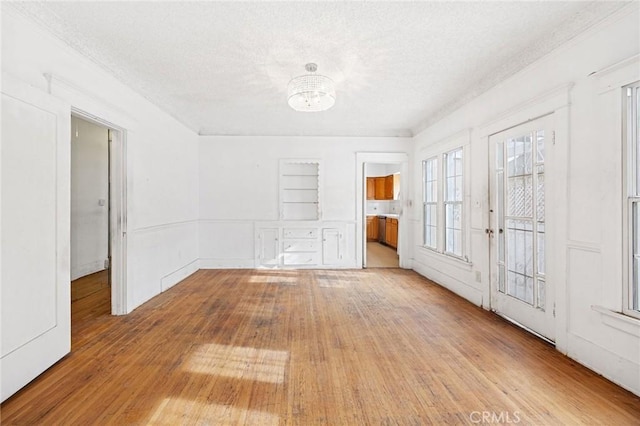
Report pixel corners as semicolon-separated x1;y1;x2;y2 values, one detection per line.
287;63;336;112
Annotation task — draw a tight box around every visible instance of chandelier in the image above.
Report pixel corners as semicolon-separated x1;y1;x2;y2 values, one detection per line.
287;63;336;112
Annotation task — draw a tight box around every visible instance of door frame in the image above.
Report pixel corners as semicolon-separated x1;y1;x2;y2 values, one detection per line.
478;83;572;352
355;152;409;268
71;109;128;315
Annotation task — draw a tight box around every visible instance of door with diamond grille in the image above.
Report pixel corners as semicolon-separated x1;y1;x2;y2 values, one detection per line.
489;115;555;341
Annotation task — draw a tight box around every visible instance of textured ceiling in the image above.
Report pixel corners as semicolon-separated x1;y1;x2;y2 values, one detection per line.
9;1;627;137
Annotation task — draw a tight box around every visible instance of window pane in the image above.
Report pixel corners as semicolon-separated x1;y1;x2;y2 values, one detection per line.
423;157;438;249
507;175;533;217
524;135;533;175
444;148;463;257
537;224;545;275
536;130;545;163
423;157;437;202
507;138;515;177
537;166;545;221
445;203;462;256
424;203;437;249
455;176;463;201
506;219;534;305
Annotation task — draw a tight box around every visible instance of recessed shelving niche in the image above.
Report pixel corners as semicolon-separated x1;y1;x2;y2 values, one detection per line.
279;159;321;220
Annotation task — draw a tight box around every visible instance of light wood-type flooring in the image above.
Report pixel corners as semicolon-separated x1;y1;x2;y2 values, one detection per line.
366;242;399;268
2;269;640;424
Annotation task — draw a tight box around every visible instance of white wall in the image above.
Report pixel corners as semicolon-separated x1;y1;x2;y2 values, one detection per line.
70;116;109;280
409;4;640;395
2;8;200;312
199;136;411;267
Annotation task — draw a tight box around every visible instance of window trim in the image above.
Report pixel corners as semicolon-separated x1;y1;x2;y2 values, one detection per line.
623;82;640;320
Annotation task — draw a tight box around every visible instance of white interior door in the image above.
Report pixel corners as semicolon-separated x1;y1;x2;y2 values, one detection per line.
1;73;71;401
489;115;555;341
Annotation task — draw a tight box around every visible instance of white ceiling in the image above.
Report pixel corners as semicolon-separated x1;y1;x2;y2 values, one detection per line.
10;1;627;137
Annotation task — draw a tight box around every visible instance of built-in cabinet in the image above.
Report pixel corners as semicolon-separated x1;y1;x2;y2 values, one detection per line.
366;174;399;200
256;224;345;268
366;177;376;200
258;228;280;266
386;218;398;249
365;216;398;249
366;216;378;241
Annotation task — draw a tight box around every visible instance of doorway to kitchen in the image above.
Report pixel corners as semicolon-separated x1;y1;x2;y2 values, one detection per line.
356;152;409;269
365;163;400;268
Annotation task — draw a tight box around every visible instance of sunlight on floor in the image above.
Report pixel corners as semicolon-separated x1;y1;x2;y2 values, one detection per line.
146;397;279;425
248;275;298;285
184;343;289;384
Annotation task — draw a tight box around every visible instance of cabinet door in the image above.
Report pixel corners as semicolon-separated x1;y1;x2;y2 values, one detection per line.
375;177;385;200
390;219;398;248
385;218;392;244
322;229;341;265
366;217;378;241
366;177;375;200
385;175;394;200
258;228;280;267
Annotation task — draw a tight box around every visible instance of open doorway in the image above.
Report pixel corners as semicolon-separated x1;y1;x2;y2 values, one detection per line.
365;163;400;268
70;115;113;335
356;152;409;269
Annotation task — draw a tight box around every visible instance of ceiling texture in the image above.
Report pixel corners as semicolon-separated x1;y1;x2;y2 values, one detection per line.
8;1;628;137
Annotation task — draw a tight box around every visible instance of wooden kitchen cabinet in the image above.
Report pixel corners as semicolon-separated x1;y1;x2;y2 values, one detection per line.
366;216;379;241
368;174;399;200
374;177;386;200
385;217;398;249
384;175;394;200
366;177;375;200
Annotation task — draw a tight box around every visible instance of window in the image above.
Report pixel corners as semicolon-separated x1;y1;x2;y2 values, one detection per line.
625;83;640;317
421;146;466;260
423;157;437;249
444;148;463;256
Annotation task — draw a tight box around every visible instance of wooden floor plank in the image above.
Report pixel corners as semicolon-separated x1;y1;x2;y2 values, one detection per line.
2;269;639;425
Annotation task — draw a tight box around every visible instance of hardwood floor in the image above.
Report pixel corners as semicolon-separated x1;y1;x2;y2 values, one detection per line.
2;269;639;425
71;269;111;349
366;242;399;268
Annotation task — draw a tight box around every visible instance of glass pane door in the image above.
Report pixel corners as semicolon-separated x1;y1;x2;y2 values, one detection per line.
497;131;546;309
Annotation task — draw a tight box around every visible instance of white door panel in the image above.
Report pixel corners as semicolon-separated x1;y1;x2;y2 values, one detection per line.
1;73;71;402
322;228;341;265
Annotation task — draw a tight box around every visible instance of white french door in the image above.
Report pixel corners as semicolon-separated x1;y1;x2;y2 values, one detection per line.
489;115;555;341
1;73;71;401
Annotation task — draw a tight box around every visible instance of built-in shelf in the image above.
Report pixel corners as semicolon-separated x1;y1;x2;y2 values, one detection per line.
280;160;321;220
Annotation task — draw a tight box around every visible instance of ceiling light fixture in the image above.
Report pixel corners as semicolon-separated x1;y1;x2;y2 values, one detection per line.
287;63;335;112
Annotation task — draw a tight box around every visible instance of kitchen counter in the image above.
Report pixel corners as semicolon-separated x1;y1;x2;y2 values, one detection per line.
368;213;399;218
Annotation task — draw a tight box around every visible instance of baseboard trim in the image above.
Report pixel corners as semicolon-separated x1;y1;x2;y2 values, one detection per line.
199;258;256;269
161;259;199;292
